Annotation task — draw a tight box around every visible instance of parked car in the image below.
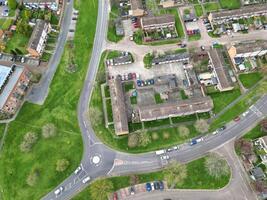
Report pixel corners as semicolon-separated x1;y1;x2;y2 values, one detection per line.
159;181;164;190
74;165;82;174
167;148;173;152
160;155;170;160
200;46;205;51
129;186;135;195
212;130;218;135
242;111;249;117
151;182;155;191
181;43;187;48
154;181;160;190
218;126;226;132
54;186;64;195
146;182;152;191
82;176;91;184
234;116;241;122
113;192;118;200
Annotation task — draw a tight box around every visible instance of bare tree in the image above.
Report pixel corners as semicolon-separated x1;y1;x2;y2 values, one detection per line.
26;169;40;187
178;125;190;138
88;107;103;126
56;159;70;172
42;123;56;138
205;153;229;179
194;119;209;134
20;132;38;153
128;133;138;148
138;131;151;147
164;160;187;188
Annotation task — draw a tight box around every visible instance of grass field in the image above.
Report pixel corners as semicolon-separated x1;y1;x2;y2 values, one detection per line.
188;33;201;41
4;33;30;54
108;5;123;43
239;72;263;89
208;89;241;114
194;4;203;17
0;0;98;199
219;0;241;9
0;18;13;30
73;155;230;199
243;124;266;140
204;2;220;12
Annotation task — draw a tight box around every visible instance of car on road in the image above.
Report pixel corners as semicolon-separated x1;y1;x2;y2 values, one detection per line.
82;176;91;184
146;182;152;191
200;46;205;51
155;149;166;155
242;111;249;117
190;137;203;145
218;126;226;132
151;182;155;191
54;186;64;195
129;186;135;195
159;181;164;190
154;181;160;190
160;155;170;160
167;148;173;152
234;116;241;122
74;165;82;174
113;192;118;200
212;130;218;135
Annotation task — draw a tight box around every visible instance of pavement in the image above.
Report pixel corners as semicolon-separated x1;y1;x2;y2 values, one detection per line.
26;0;73;105
40;1;267;199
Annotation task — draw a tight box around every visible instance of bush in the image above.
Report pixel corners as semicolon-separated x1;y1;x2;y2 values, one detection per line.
56;159;70;172
151;132;159;140
138;131;151;147
205;153;229;179
42;123;56;138
26;169;39;187
20;132;38;153
128;133;139;148
194;119;209;134
163;132;170;139
178;125;190;138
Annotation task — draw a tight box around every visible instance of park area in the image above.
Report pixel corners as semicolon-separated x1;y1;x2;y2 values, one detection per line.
0;0;98;199
239;72;263;89
219;0;241;9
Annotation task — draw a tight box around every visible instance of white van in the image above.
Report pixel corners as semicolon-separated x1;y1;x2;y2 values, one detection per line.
155;149;166;155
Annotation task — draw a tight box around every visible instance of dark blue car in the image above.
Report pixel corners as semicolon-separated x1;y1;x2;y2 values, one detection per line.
146;183;152;192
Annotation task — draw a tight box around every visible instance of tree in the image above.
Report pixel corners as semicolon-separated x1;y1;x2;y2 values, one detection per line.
16;19;31;36
56;159;70;172
26;169;39;187
20;132;38;153
128;133;138;148
164;160;187;188
194;119;209;134
205;153;229;179
138;131;151;147
254;180;267;193
261;119;267;133
8;0;17;10
178;125;190;138
42;123;56;138
89;179;114;200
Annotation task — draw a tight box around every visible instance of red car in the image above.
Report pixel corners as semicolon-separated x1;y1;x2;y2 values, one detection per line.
113;192;118;200
234;116;241;122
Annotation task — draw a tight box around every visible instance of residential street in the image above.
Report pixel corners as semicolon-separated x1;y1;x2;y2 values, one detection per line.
40;0;267;199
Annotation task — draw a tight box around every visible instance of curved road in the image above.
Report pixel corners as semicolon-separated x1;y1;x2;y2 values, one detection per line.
42;0;267;199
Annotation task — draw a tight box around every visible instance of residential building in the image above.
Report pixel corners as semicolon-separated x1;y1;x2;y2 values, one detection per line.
107;54;133;66
27;20;51;57
250;167;266;181
0;64;31;116
137;96;213;121
254;136;267;165
198;72;218;86
208;4;267;27
141;14;175;31
129;0;145;17
228;40;267;63
19;0;59;11
183;13;197;23
208;48;234;92
109;77;129;135
152;52;189;65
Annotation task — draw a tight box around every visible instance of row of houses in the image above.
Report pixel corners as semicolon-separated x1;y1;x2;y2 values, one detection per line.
0;64;31;116
208;4;267;28
19;0;61;12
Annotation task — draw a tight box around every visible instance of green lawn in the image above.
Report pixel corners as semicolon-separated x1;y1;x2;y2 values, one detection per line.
108;5;123;43
0;0;98;199
219;0;241;9
243;124;267;140
74;155;230;199
208;89;241;114
188;33;201;41
0;18;13;30
194;4;203;17
155;93;164;104
239;72;263;89
0;123;6;141
130;96;137;104
4;33;30;54
204;2;220;12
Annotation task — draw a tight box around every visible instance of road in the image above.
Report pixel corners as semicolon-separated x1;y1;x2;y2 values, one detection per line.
26;0;74;105
41;0;267;199
125;141;256;200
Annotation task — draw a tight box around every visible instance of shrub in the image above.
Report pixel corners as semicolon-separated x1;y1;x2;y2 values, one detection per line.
205;153;229;179
20;132;38;153
128;133;139;148
178;125;190;138
138;131;151;147
56;159;70;172
42;123;56;138
194;119;209;134
152;132;159;140
163;132;170;139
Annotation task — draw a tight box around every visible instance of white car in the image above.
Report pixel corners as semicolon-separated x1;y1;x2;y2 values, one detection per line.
74;166;82;174
160;155;170;160
151;182;155;191
54;186;64;195
242;111;249;117
212;130;218;135
82;176;91;184
172;146;179;150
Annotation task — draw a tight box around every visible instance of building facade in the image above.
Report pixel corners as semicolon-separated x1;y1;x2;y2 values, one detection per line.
141;14;175;31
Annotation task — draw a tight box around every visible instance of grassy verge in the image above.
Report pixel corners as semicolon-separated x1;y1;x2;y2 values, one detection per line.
219;0;241;9
208;89;241;114
203;2;220;12
243;124;266;140
188;33;201;41
0;123;6;141
0;0;98;199
108;5;123;43
239;72;263;89
73;155;230;199
4;33;30;54
194;4;203;17
210;79;267;130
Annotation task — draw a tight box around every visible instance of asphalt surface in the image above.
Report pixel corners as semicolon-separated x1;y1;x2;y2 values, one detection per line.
41;1;267;199
26;0;73;105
